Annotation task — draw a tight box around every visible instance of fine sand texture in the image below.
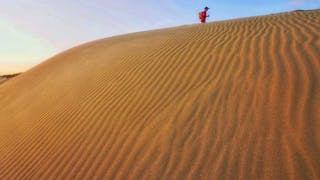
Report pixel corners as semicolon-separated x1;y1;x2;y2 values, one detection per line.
0;10;319;179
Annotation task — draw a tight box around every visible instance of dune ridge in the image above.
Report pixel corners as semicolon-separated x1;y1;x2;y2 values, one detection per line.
0;10;319;179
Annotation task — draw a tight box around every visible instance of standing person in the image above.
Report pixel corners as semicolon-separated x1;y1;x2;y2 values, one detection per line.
199;6;210;23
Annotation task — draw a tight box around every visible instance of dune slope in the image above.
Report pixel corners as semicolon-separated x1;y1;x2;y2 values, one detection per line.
0;10;319;179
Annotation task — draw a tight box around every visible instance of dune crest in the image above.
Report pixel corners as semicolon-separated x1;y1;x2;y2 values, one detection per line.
0;10;319;179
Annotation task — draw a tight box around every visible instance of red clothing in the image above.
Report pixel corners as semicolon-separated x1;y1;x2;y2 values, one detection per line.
200;11;207;23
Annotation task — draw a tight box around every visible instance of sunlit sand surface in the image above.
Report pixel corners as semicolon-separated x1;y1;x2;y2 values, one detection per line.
0;9;319;179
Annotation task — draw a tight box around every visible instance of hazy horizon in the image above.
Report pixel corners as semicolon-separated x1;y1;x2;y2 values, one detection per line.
0;0;319;75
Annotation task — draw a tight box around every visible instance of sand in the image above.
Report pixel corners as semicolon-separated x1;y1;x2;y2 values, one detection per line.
0;74;21;85
0;9;319;179
0;78;7;85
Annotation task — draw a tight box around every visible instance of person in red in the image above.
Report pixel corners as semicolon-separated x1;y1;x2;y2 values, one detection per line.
200;6;210;23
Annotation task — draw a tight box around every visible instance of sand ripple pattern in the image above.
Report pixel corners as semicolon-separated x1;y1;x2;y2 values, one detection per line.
0;10;319;179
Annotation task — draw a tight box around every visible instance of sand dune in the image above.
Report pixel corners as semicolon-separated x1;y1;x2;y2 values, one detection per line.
0;78;6;85
0;10;319;179
0;74;20;85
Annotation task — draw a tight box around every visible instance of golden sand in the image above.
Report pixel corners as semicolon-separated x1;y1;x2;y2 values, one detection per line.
0;10;319;179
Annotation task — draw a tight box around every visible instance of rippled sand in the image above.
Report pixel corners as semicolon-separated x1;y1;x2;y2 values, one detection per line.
0;9;319;179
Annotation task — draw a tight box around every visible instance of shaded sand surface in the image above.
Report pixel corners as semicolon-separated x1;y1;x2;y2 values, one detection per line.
0;10;319;179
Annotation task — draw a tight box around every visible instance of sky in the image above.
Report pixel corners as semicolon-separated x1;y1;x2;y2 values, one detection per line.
0;0;319;75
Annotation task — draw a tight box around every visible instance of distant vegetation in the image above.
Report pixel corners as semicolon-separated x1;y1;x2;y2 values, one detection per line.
0;73;21;85
0;73;21;79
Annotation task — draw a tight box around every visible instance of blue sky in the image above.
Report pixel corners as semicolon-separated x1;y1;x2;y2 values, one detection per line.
0;0;319;74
